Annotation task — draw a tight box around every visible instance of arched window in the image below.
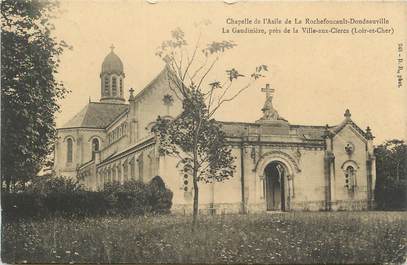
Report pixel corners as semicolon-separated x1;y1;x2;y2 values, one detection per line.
91;138;99;160
112;166;116;182
345;166;356;191
67;138;73;163
104;170;108;184
117;165;122;182
104;76;109;96
130;158;135;180
108;168;112;183
120;78;123;96
138;156;143;181
112;76;117;96
123;162;128;182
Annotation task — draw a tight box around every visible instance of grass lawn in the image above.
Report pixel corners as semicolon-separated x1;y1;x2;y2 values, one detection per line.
2;211;406;264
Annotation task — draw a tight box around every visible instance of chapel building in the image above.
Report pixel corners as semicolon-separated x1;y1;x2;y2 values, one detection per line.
54;48;377;213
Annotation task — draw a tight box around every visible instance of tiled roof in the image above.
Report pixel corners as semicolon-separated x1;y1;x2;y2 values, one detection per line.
291;125;327;140
220;120;369;141
219;121;327;140
61;102;128;129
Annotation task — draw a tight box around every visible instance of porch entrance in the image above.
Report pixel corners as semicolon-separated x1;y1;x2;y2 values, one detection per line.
264;161;286;211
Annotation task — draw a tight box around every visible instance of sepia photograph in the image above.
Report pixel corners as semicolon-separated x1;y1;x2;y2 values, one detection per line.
1;0;406;264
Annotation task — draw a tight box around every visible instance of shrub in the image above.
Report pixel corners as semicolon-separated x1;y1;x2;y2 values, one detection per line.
103;180;151;215
26;175;83;194
148;176;173;214
1;192;44;218
42;191;108;216
2;176;173;219
375;177;407;210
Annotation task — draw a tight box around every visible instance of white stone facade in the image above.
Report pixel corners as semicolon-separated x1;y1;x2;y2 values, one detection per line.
54;50;376;213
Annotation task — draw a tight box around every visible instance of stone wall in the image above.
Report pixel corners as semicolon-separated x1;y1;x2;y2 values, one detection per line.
55;128;106;179
331;125;369;209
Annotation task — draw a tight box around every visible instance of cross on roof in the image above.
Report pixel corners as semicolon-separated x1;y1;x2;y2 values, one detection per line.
261;83;275;99
110;44;115;52
128;88;135;101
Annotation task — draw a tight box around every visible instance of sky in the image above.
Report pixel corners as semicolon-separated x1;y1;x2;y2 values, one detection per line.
52;0;406;144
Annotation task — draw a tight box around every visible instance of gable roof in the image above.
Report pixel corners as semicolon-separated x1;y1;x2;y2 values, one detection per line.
330;118;368;140
61;102;129;129
133;66;174;102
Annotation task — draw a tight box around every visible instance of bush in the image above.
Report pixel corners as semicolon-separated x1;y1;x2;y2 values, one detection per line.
103;181;151;215
1;192;44;218
26;175;83;194
375;177;407;210
102;177;173;215
2;176;173;219
149;176;173;214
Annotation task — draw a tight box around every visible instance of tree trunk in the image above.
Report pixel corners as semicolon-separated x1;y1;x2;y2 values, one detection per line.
192;118;202;230
192;176;199;229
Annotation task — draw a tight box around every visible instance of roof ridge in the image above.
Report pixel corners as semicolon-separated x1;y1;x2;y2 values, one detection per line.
133;67;169;101
290;124;327;129
89;101;128;105
61;104;89;128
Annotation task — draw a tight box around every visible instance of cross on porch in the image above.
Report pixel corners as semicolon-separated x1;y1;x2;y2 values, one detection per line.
261;84;275;99
110;44;115;52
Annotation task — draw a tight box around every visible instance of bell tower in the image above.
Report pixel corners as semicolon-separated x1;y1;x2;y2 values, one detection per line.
100;45;125;103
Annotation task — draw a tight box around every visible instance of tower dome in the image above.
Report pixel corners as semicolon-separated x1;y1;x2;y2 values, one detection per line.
101;49;123;74
100;45;125;104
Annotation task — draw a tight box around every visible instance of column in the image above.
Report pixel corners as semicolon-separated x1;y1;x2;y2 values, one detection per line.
259;174;265;201
324;151;335;210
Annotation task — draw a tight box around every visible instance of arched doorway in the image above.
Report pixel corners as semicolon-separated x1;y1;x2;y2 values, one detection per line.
264;161;287;211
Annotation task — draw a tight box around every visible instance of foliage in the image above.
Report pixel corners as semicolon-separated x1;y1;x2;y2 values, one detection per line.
375;176;407;210
155;27;267;224
103;178;173;215
149;176;173;213
2;177;173;219
374;139;407;210
26;174;83;194
154;90;235;184
2;212;406;264
1;0;70;190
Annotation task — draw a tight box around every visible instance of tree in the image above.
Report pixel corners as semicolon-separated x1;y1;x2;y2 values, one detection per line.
1;0;69;191
154;27;267;226
374;139;407;210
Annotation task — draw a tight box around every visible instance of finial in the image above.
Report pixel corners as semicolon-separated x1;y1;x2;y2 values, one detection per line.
323;124;331;138
344;109;351;119
89;96;91;103
110;44;115;52
129;87;135;101
365;126;374;140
